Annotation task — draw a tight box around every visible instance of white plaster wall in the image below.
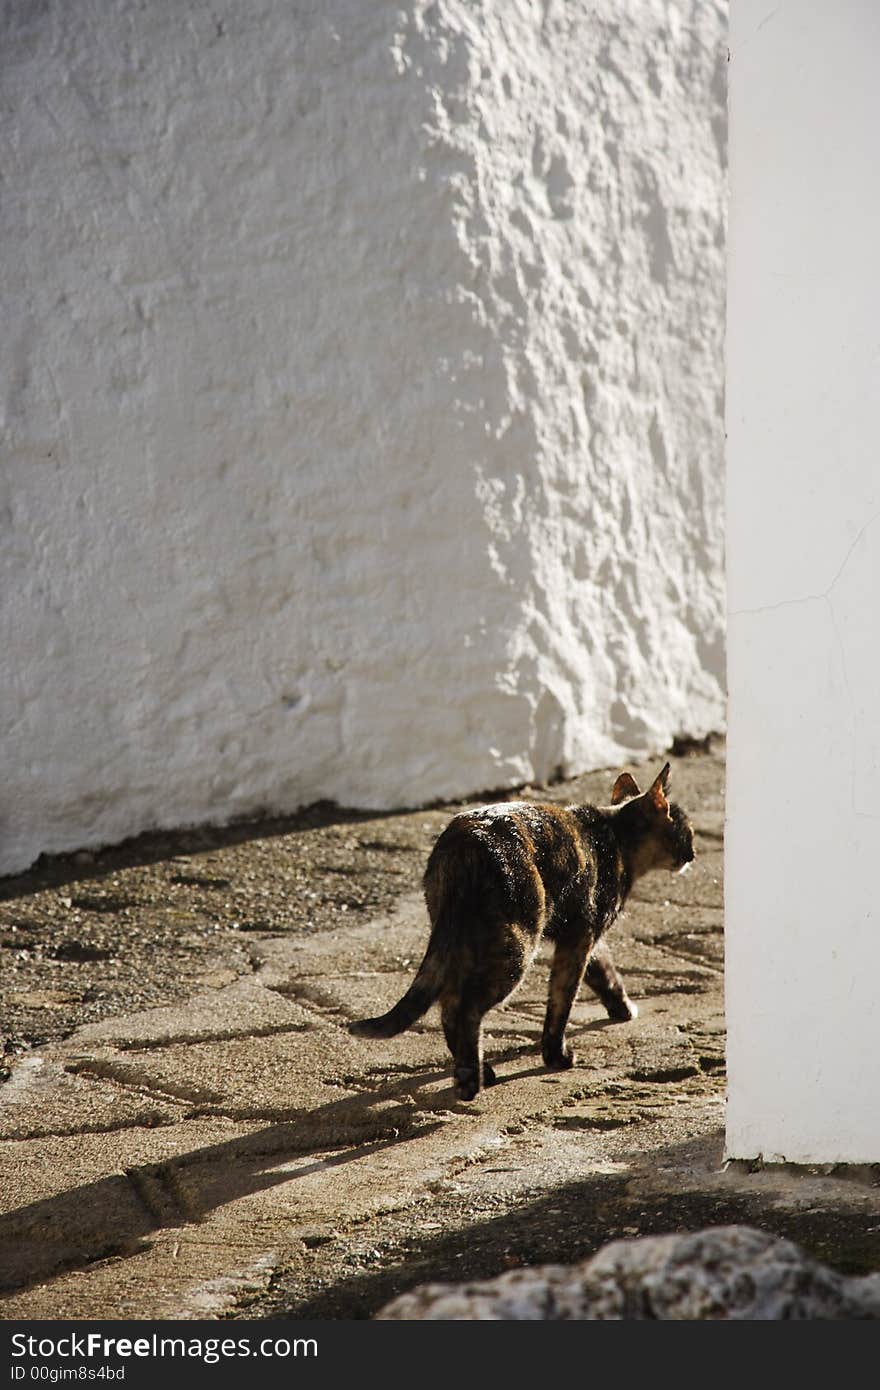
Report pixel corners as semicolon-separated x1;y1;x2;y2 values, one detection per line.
725;0;880;1162
1;0;727;876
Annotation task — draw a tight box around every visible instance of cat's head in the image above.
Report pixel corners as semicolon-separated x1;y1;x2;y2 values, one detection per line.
610;762;695;874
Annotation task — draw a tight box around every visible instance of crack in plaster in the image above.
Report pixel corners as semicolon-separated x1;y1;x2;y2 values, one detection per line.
729;508;880;619
731;509;880;823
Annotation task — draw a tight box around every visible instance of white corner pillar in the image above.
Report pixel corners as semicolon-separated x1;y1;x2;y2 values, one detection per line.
725;0;880;1162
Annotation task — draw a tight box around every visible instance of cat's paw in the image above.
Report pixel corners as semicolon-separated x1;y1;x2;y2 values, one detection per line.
606;995;638;1023
482;1061;498;1087
542;1043;576;1070
453;1067;481;1102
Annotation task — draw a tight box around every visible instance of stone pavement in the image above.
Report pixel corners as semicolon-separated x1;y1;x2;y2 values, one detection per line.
1;746;878;1320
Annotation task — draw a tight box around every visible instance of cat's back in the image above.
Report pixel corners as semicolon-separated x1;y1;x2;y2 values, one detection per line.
425;799;591;899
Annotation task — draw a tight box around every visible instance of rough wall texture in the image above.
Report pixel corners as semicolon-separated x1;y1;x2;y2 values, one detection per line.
1;0;727;875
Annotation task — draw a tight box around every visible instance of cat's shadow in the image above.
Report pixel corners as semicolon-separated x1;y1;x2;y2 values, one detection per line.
484;1013;626;1078
484;1024;620;1091
1;1060;501;1299
0;1024;631;1300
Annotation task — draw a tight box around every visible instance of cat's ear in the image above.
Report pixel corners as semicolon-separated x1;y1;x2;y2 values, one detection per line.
647;763;672;816
611;771;641;804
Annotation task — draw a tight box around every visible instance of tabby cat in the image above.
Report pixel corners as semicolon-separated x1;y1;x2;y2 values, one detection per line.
349;762;694;1100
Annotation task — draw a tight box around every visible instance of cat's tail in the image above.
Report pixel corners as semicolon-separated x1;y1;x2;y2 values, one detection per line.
348;911;451;1039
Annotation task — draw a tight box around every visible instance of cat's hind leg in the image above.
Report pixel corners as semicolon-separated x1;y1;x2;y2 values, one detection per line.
441;1000;496;1090
443;984;508;1100
445;992;488;1102
584;938;638;1022
444;927;534;1100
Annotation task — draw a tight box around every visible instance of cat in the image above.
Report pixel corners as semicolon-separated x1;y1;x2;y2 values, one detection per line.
349;762;695;1100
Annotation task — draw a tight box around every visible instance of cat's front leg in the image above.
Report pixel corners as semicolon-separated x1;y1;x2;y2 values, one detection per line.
542;927;593;1070
585;938;638;1022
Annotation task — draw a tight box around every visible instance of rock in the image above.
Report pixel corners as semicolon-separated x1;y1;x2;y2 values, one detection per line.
377;1226;880;1320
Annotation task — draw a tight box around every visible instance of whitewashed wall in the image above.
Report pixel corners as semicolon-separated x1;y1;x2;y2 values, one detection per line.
726;0;880;1162
1;0;727;875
